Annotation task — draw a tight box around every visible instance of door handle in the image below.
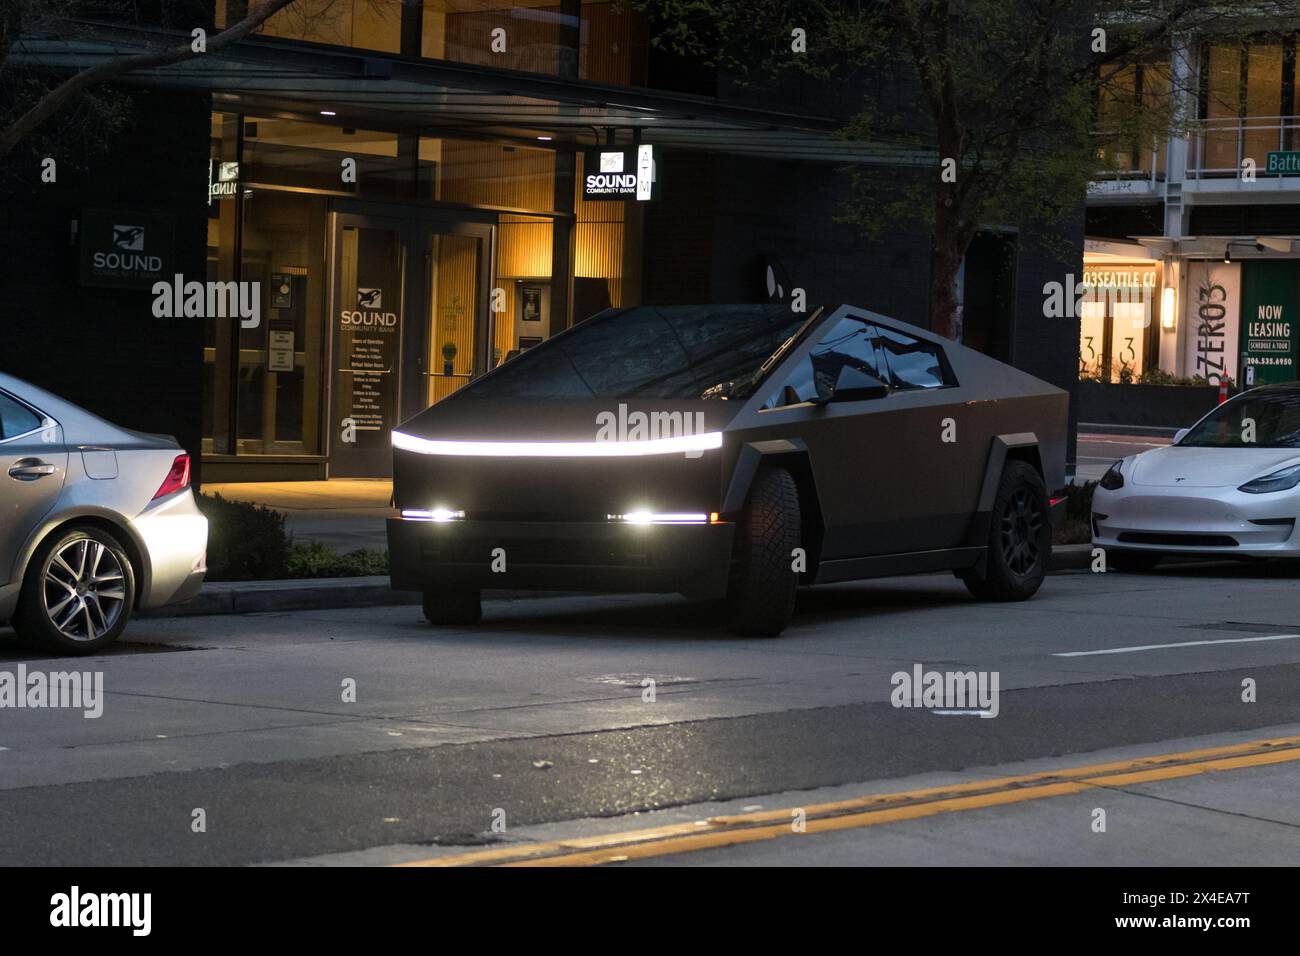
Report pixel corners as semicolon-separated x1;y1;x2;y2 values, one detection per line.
8;459;56;480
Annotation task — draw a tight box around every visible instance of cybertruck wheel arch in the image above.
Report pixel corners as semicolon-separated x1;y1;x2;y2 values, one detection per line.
963;433;1043;562
722;440;825;578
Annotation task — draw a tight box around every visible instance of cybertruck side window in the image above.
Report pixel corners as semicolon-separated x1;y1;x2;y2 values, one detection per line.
871;324;951;390
0;392;42;441
765;318;885;407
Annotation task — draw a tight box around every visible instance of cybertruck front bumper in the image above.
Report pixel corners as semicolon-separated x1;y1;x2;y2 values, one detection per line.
387;516;736;599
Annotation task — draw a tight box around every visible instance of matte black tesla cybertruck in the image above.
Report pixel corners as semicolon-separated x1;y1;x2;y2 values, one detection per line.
389;304;1067;635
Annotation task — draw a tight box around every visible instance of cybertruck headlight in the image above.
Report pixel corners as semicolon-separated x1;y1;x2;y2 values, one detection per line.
392;430;723;457
1238;464;1300;495
401;508;465;522
607;512;722;525
1099;460;1124;491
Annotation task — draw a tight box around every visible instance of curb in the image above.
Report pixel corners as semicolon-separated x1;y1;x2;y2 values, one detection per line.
143;544;1099;618
1048;542;1093;572
140;576;418;618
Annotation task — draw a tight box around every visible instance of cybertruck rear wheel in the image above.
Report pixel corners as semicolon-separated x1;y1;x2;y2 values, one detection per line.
13;525;136;655
961;461;1048;602
726;467;800;637
422;587;482;625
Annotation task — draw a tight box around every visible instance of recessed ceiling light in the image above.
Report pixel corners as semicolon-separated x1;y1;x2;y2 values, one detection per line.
537;135;553;141
320;110;336;117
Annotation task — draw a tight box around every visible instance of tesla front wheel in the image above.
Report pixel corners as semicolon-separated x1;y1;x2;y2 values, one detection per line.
422;587;482;625
726;466;800;637
1107;550;1161;573
14;525;136;655
961;461;1049;602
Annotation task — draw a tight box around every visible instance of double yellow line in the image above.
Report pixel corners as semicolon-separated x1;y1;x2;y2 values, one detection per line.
396;735;1300;867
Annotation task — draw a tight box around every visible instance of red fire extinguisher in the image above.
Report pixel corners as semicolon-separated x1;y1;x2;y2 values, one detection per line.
1218;381;1229;405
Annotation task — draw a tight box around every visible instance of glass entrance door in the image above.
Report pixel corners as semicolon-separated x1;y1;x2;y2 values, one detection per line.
329;211;493;478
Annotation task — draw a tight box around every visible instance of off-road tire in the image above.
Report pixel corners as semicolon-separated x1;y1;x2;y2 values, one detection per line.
960;460;1049;602
726;467;800;636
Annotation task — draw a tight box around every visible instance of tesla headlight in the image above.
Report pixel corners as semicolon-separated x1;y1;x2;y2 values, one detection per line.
1099;460;1124;490
1238;464;1300;495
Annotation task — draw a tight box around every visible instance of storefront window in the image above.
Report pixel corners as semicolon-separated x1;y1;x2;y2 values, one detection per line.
1095;62;1167;177
580;1;648;84
1202;44;1242;172
1244;43;1284;164
423;0;569;74
495;214;554;367
220;1;649;85
216;0;401;53
573;151;634;320
1078;263;1160;383
243;119;407;197
420;139;556;207
1200;40;1290;173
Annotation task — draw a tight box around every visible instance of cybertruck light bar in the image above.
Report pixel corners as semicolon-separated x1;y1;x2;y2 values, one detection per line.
391;430;723;457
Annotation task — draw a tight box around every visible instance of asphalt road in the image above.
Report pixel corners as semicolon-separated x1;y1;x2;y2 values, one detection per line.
2;561;1299;866
1075;432;1171;481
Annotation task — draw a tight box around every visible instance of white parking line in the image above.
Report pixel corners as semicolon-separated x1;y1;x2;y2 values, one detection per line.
1053;634;1300;657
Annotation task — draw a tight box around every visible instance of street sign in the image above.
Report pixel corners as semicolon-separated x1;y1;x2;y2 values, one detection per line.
1265;151;1300;175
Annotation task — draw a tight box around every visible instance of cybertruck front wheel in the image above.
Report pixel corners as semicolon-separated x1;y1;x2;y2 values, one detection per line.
13;525;136;655
726;467;800;637
960;461;1048;602
422;587;482;625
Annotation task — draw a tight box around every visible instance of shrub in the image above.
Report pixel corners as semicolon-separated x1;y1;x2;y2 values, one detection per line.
1052;480;1095;546
284;542;390;579
197;492;290;581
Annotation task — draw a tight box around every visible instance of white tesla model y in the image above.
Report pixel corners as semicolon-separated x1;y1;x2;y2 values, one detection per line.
1092;384;1300;571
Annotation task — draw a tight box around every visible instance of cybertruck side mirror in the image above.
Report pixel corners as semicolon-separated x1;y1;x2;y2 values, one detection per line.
813;363;890;404
1173;428;1189;444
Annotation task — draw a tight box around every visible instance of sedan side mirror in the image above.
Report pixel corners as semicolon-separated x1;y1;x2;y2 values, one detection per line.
1173;428;1189;444
813;363;890;404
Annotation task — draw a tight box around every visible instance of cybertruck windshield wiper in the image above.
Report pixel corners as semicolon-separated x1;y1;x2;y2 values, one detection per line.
722;305;825;400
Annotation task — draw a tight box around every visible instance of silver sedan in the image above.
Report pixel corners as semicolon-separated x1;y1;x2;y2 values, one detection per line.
0;374;207;654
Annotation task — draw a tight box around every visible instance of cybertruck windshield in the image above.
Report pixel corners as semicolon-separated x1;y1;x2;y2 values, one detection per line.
454;304;817;401
1179;391;1300;448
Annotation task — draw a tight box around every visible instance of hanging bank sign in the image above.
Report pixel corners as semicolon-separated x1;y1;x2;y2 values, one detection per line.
582;145;656;200
78;208;172;290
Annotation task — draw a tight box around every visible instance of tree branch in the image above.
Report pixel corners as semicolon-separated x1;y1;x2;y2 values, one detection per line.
0;0;297;161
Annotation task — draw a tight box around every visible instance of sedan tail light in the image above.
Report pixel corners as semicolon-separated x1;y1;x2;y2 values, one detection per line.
153;454;192;500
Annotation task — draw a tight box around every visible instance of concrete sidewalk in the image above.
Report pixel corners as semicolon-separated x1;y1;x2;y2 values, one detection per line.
201;479;391;552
